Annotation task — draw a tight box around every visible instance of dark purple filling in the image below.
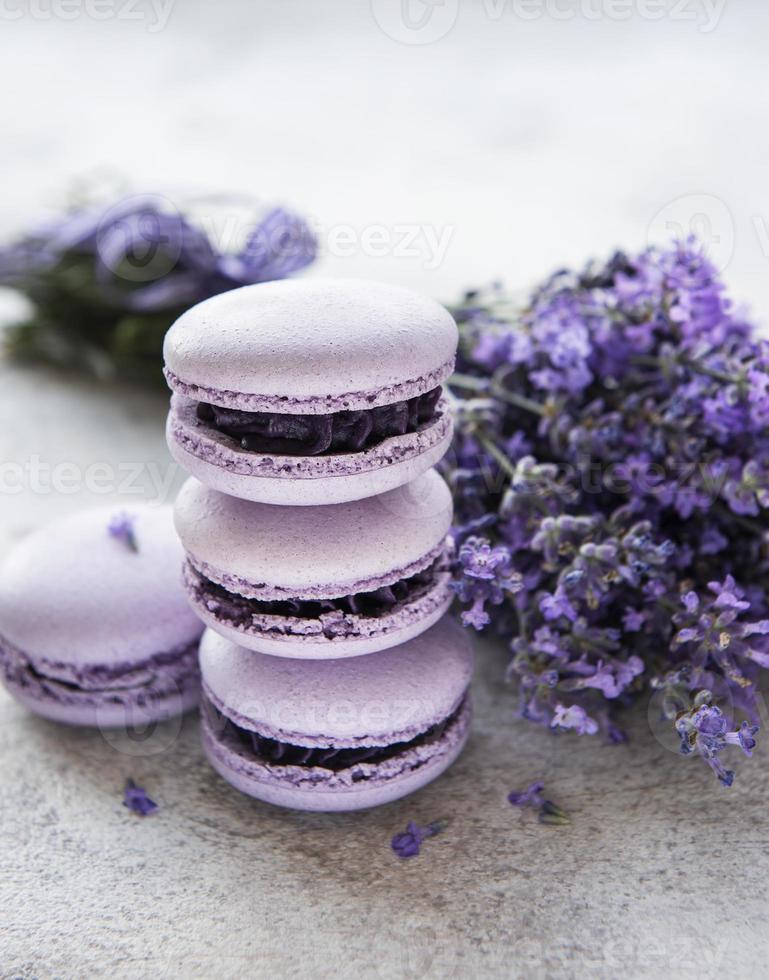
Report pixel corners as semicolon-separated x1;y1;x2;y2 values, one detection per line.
204;694;463;773
189;558;441;626
195;386;443;456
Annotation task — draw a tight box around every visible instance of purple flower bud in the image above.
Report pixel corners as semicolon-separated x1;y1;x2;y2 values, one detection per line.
108;512;138;553
391;819;447;859
622;608;646;632
123;779;158;816
507;781;545;808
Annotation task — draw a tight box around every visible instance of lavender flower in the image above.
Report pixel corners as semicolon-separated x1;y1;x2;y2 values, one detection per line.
672;576;769;680
448;238;766;784
391;819;448;859
108;512;138;553
452;536;523;629
675;693;759;786
220;207;317;285
550;703;599;736
1;196;316;311
1;192;316;383
123;779;158;816
508;781;570;825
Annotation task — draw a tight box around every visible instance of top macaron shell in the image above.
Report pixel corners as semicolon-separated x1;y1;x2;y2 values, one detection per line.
163;278;458;411
174;469;453;599
200;614;474;747
0;504;202;666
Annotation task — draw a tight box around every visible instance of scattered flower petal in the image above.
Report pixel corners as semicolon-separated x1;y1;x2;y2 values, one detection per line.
108;512;138;553
123;779;158;816
391;819;447;860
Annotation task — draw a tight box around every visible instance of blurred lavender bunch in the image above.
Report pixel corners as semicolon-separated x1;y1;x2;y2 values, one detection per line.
0;192;316;384
446;239;769;785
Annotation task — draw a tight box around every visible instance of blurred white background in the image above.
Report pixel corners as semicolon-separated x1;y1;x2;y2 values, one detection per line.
2;0;768;316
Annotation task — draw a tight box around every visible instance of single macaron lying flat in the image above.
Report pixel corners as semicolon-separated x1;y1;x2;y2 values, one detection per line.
199;616;474;811
0;505;203;727
163;278;458;505
174;469;455;658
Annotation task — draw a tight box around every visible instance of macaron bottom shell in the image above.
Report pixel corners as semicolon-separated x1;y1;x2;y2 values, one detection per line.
183;563;455;659
4;676;201;728
0;635;201;728
166;397;453;506
200;693;471;812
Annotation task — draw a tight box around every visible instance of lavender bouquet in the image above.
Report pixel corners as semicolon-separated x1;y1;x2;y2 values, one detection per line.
0;193;316;384
447;240;767;785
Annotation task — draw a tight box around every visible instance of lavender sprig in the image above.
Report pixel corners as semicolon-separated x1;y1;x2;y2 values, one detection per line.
0;192;316;384
508;781;570;825
447;238;766;785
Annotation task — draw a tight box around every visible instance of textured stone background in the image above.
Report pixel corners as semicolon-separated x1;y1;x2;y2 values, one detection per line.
3;1;769;977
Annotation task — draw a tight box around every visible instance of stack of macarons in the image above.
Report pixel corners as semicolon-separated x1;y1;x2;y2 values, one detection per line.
164;278;473;811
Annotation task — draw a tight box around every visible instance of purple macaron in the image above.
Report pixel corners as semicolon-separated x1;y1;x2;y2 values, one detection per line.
174;469;455;658
163;278;458;506
0;505;203;727
199;615;474;811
